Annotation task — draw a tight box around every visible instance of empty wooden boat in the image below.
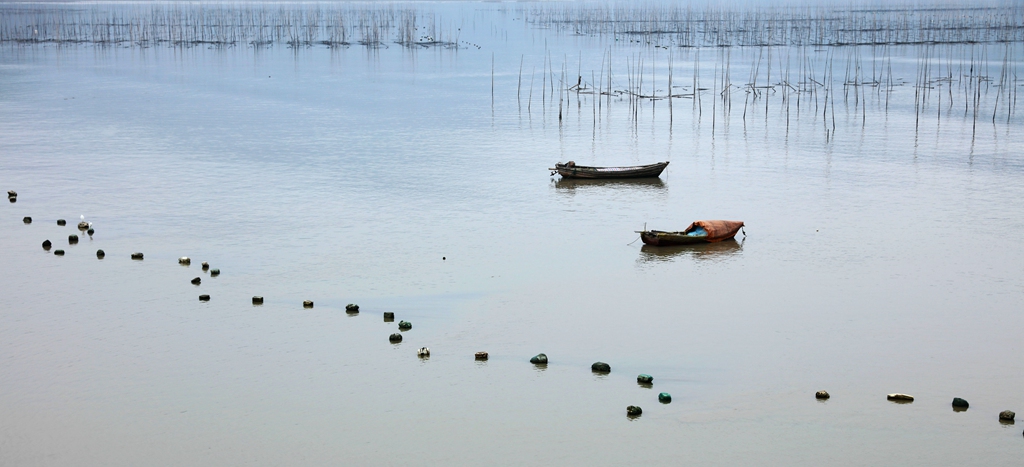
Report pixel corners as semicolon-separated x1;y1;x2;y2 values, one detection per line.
638;220;745;245
549;161;669;179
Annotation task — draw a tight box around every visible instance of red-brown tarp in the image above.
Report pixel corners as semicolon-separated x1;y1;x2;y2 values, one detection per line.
684;220;745;242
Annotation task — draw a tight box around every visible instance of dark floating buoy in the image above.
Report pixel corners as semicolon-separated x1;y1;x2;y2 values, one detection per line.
131;252;143;260
591;362;611;373
417;347;430;357
8;197;15;203
199;294;210;301
7;190;16;198
77;221;89;231
383;311;395;321
530;353;548;364
816;390;830;400
23;217;31;224
57;219;66;226
42;239;51;250
1000;410;1016;422
191;277;201;285
210;268;220;276
96;249;105;259
54;249;65;256
87;228;94;236
201;262;209;271
389;333;403;342
637;374;654;385
398;320;412;330
952;398;969;409
178;257;191;265
346;303;359;313
626;406;643;417
475;351;488;360
442;256;446;260
252;296;264;305
887;393;914;402
303;300;314;308
658;393;672;403
68;234;79;244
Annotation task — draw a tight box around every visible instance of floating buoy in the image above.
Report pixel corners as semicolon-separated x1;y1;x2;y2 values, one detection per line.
815;390;830;400
252;296;264;304
591;362;611;373
201;262;209;271
303;300;314;308
626;406;642;417
952;398;969;409
68;234;78;244
530;353;548;364
131;252;143;260
179;257;191;265
637;374;653;384
658;393;672;403
86;228;94;236
398;320;412;330
417;347;430;357
42;239;51;250
54;249;65;256
383;311;395;321
191;277;201;285
887;393;914;402
96;249;105;258
346;303;359;313
389;333;403;342
1000;410;1015;421
77;221;89;231
475;351;488;360
210;269;220;276
7;190;16;198
22;217;31;224
199;294;210;301
57;219;66;226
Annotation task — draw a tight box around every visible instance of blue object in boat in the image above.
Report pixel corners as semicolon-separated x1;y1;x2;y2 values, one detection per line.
686;227;707;237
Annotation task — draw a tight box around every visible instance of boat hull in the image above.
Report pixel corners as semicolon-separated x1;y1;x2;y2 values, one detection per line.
639;220;745;245
553;161;668;179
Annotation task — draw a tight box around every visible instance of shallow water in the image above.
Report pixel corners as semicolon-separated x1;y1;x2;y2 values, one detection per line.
2;2;1024;465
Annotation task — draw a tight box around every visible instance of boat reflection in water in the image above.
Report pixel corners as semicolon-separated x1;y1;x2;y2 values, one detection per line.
637;238;744;265
553;177;667;193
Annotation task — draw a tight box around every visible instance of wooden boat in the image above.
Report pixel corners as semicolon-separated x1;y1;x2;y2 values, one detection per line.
638;220;745;245
549;161;669;179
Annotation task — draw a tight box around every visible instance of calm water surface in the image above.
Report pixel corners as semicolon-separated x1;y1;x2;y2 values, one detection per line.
2;3;1024;465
